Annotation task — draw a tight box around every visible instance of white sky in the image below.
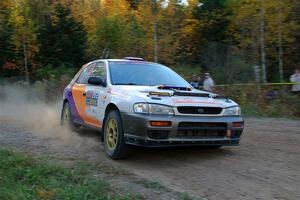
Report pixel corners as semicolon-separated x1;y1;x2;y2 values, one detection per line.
181;0;188;5
163;0;188;6
162;0;203;8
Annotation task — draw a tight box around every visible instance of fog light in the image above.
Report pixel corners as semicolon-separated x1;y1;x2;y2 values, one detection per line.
148;130;169;139
150;121;171;127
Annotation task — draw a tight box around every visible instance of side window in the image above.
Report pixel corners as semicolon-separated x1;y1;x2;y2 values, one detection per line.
77;63;95;84
90;62;106;81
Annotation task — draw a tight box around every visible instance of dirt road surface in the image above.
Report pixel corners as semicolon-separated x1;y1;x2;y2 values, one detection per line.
0;116;299;200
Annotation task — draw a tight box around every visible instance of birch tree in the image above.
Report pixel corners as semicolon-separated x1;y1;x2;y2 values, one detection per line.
9;0;38;83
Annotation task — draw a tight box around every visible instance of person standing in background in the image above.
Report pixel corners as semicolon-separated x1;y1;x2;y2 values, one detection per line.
290;68;300;94
197;76;203;89
190;74;199;89
203;73;214;91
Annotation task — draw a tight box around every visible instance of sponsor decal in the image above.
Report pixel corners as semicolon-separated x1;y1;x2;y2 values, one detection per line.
86;90;99;106
171;98;222;105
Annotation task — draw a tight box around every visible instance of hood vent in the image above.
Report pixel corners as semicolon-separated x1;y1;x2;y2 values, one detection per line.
173;91;210;97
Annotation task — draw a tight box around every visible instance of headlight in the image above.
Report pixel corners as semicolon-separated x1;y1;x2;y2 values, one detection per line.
222;106;241;116
134;103;174;115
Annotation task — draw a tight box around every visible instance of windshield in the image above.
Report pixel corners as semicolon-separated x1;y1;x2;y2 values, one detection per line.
109;62;190;87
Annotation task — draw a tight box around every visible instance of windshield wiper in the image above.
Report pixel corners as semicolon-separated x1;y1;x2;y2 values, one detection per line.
157;85;191;91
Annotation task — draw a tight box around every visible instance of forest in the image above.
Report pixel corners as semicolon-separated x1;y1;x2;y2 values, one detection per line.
0;0;299;84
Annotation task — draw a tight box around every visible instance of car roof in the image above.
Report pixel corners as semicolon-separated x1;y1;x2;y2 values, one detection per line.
90;59;156;64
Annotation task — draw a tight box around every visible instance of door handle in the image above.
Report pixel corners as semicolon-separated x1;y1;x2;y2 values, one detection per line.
83;92;86;96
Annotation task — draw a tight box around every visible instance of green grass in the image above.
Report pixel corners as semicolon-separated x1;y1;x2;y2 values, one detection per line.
135;180;163;190
0;149;140;200
179;192;197;200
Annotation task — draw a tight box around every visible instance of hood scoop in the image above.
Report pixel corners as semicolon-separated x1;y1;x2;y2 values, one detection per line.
173;91;210;97
145;90;210;98
156;85;210;97
148;91;172;96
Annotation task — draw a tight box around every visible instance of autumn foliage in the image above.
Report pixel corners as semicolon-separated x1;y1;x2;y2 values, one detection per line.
0;0;299;83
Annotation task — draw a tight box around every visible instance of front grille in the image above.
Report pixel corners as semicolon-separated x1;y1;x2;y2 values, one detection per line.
177;107;222;115
177;122;227;138
179;122;227;129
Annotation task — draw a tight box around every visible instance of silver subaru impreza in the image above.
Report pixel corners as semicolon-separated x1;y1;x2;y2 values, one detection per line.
61;57;244;159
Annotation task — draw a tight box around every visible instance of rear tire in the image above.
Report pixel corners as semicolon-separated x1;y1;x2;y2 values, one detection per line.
103;110;128;159
61;102;80;131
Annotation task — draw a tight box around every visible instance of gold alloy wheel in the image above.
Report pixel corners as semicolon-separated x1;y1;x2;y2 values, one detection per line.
63;106;70;127
106;118;118;151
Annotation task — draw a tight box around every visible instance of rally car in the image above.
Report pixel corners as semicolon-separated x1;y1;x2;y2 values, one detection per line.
61;57;244;159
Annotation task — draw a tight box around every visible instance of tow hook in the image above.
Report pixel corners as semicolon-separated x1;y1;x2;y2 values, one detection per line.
226;129;232;138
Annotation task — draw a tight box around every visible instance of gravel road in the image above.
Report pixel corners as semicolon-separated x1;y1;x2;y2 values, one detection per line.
0;115;299;200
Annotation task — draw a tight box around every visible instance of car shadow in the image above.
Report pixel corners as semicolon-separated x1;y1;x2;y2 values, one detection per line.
127;145;235;161
73;127;236;162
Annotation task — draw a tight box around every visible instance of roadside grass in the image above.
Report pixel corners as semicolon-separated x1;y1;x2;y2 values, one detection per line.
0;149;141;200
135;180;163;190
179;192;196;200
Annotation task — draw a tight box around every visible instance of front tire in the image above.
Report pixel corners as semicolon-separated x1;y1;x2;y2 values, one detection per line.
103;110;128;159
61;102;80;131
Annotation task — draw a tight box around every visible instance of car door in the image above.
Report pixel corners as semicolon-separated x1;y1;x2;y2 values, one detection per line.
72;63;97;126
84;61;107;127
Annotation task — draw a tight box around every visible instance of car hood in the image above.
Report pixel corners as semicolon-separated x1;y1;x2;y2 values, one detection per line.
110;85;238;108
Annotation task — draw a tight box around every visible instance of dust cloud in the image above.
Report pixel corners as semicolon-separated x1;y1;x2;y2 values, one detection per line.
0;82;95;145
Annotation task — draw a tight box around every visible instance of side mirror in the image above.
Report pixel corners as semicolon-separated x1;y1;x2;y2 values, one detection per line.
88;76;106;87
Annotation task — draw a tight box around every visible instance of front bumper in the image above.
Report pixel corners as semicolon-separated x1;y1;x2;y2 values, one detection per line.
121;112;244;147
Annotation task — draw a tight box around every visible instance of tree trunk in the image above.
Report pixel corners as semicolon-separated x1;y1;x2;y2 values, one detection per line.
22;39;29;83
260;0;267;83
152;0;158;63
153;19;158;62
277;10;284;83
